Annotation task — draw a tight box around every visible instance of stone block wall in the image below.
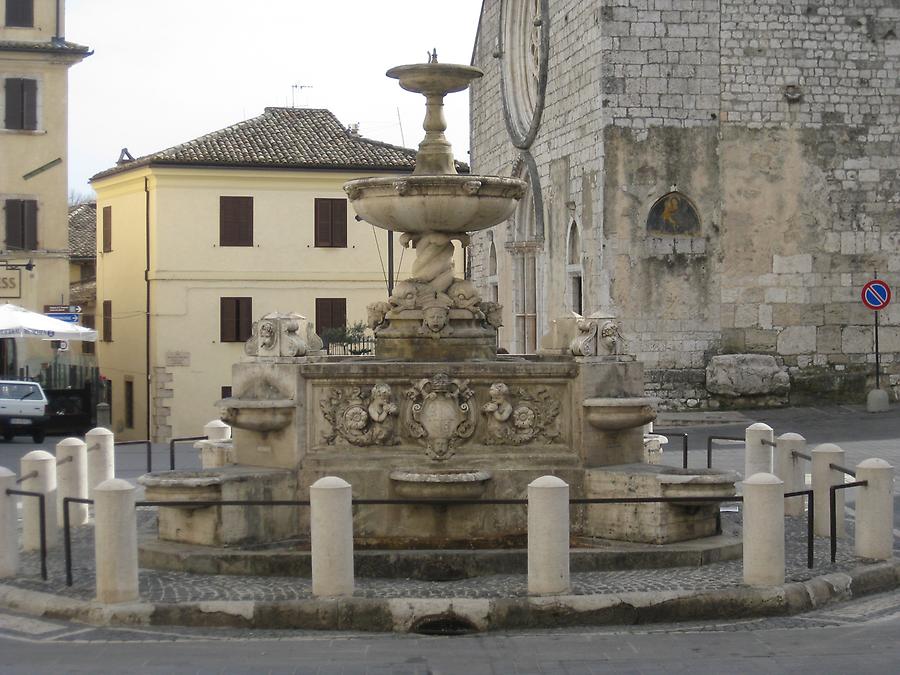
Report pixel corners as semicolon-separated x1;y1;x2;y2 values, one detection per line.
469;0;900;408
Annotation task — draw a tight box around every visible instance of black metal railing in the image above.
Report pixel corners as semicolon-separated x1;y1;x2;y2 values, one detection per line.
62;496;94;587
325;338;376;356
830;481;867;563
706;436;744;469
829;462;857;479
168;436;207;471
785;489;815;569
6;488;47;580
114;439;153;473
652;430;689;468
60;489;823;587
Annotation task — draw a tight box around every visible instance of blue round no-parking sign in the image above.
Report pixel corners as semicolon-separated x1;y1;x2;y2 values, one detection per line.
862;279;892;311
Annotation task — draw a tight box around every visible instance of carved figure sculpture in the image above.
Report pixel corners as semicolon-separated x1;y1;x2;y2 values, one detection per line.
599;320;625;356
420;304;451;337
447;279;481;312
320;383;400;446
366;301;392;331
481;382;513;439
480;301;504;329
367;382;399;445
570;315;598;356
481;383;561;446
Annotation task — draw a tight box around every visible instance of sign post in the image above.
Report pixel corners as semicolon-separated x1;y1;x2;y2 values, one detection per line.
861;273;891;411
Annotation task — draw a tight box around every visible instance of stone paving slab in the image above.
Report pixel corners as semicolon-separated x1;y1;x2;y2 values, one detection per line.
1;508;898;632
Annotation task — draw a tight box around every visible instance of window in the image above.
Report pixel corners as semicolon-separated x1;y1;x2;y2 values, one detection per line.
315;298;346;338
102;206;112;252
4;78;37;130
124;379;134;429
220;386;232;399
4;199;37;249
102;301;112;342
81;315;95;354
220;297;252;342
5;0;33;27
566;221;583;315
514;255;538;353
314;198;347;248
219;196;253;246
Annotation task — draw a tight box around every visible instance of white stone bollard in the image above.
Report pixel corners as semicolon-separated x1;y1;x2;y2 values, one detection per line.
94;478;139;604
744;423;774;479
56;437;89;527
528;475;570;596
309;476;354;597
0;466;18;578
812;443;846;538
199;420;233;469
742;472;785;587
86;427;114;498
20;450;58;551
855;459;894;560
204;420;231;442
774;433;806;517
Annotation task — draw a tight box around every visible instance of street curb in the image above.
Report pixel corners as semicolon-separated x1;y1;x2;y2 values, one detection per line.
1;559;898;632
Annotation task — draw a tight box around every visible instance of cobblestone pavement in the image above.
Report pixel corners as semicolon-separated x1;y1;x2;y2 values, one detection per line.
4;510;862;603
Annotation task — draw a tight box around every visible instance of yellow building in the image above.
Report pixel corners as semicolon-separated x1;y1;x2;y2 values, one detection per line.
92;107;465;441
0;0;89;376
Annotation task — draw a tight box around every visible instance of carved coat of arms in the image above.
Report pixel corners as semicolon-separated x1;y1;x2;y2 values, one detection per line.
404;374;476;460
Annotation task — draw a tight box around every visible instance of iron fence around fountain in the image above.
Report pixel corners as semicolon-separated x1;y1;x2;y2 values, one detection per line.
6;487;47;580
650;430;689;468
114;439;153;473
167;435;208;470
58;491;815;587
706;435;746;469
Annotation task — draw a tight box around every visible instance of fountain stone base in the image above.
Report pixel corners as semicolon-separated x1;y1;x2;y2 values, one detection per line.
583;464;740;544
139;466;301;547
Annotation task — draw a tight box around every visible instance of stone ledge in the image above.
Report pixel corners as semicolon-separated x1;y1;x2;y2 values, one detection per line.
2;560;897;633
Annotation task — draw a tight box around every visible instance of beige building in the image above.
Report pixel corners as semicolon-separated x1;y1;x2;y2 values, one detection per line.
92;107;461;440
0;0;89;376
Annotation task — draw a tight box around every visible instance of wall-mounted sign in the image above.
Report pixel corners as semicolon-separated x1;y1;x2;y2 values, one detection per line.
0;270;21;299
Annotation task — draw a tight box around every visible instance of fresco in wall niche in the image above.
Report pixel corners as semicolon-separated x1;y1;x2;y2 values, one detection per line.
646;191;701;236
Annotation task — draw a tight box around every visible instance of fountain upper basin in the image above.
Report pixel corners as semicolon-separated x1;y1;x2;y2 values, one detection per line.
344;175;526;235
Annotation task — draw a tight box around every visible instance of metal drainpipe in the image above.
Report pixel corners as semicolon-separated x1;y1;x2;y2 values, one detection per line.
144;177;151;442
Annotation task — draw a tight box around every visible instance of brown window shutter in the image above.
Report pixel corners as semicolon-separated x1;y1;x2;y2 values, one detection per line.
82;314;95;354
332;200;347;248
21;79;36;130
333;298;346;329
220;297;236;341
102;206;112;252
22;200;37;249
5;199;23;249
6;1;34;27
102;300;112;342
4;79;23;130
237;297;252;342
314;199;332;247
315;298;330;336
239;197;253;245
219;197;237;246
220;196;252;246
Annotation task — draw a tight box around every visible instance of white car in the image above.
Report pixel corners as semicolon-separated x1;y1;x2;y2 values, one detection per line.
0;380;48;443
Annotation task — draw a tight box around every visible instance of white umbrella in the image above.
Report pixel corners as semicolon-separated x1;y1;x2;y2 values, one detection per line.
0;304;97;341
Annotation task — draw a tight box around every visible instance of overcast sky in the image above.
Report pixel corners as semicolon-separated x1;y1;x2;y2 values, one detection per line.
66;0;484;196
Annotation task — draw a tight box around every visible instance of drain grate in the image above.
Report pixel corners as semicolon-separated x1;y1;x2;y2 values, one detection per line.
411;614;479;636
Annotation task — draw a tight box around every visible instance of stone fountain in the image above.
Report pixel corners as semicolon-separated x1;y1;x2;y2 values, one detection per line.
139;54;737;560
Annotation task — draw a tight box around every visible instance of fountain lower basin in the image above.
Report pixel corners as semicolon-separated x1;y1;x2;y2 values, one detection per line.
389;470;492;500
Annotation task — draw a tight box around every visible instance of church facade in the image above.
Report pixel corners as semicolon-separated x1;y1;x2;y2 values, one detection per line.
468;0;900;408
